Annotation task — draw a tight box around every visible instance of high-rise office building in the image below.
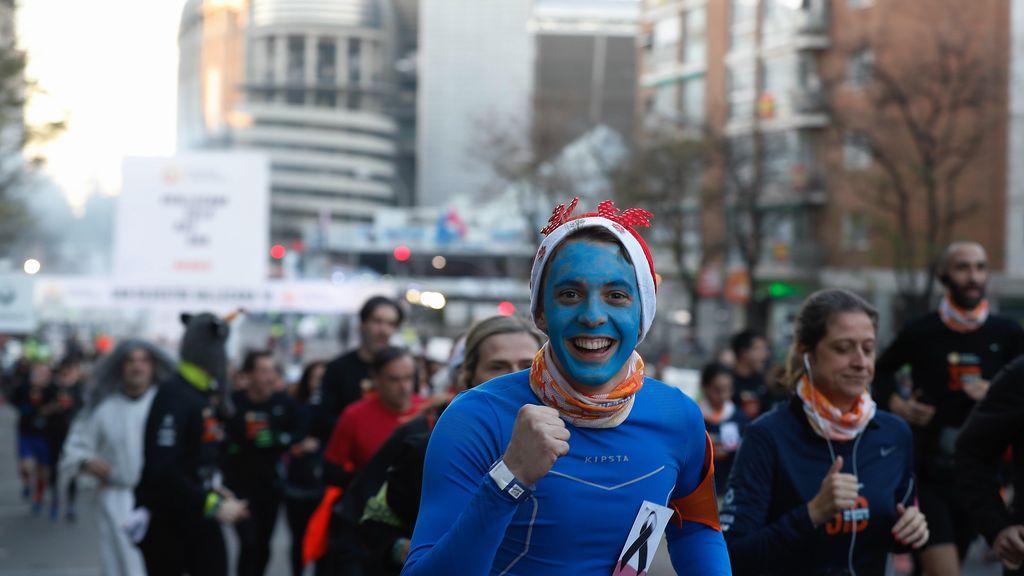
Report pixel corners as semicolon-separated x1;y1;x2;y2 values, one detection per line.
417;0;535;207
417;0;640;208
178;0;401;243
530;0;639;154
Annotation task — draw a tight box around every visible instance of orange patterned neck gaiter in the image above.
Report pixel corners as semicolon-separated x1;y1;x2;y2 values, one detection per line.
796;376;876;441
528;345;644;429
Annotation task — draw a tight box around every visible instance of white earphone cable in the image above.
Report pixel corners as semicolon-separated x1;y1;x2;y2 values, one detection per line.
804;352;858;576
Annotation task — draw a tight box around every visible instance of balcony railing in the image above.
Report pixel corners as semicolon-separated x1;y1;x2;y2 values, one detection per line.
795;0;829;35
791;87;825;115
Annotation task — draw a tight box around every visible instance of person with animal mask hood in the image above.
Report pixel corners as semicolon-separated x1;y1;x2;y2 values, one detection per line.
402;199;729;576
135;312;249;576
874;242;1024;575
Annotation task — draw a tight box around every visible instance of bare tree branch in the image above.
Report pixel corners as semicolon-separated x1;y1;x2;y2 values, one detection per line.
827;0;1001;315
0;39;66;256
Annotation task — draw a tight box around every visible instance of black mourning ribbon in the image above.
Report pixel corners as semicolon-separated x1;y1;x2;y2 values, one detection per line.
618;511;658;574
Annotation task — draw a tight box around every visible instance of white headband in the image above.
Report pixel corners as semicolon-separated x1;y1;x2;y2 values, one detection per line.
529;216;657;343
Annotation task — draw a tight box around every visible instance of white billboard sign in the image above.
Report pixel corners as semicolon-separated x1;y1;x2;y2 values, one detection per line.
0;273;37;333
33;277;398;315
115;153;269;286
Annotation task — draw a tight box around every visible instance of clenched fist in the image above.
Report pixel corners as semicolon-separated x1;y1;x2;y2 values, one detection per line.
963;379;990;402
891;392;935;428
502;405;570;486
215;496;249;524
892;504;929;549
807;456;861;526
994;525;1024;571
81;458;112;482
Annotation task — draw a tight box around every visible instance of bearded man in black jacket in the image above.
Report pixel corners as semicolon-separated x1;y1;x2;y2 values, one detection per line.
875;242;1024;575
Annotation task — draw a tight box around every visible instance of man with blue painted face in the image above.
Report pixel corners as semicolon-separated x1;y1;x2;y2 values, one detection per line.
402;199;730;576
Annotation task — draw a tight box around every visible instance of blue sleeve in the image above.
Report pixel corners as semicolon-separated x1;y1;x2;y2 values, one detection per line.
402;395;520;576
721;424;816;573
666;397;731;575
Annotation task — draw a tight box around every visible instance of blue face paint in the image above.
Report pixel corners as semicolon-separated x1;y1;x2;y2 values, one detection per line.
542;240;641;388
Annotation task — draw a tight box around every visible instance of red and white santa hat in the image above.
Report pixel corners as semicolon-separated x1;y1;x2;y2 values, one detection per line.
529;198;659;343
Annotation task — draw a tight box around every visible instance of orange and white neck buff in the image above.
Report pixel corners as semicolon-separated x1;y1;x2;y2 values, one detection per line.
700;399;736;425
796;376;875;441
528;344;645;429
939;294;989;333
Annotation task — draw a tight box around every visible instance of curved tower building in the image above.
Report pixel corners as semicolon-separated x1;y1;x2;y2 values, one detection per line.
178;0;400;243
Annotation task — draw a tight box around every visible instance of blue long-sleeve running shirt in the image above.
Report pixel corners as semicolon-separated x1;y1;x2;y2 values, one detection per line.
403;370;731;576
722;399;916;576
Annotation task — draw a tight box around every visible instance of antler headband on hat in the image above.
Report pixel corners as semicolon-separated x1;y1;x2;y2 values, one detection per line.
529;198;659;343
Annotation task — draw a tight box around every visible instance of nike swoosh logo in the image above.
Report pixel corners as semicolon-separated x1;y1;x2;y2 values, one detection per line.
881;446;896;457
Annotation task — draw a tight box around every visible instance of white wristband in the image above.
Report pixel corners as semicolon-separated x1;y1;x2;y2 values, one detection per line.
488;459;531;502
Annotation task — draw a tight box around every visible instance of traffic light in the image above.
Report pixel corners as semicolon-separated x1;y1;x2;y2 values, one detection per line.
271;244;286;260
767;282;797;299
393;245;411;262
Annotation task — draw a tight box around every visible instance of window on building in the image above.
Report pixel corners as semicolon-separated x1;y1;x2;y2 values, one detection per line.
793;131;819;189
843;131;873;170
682;75;705;126
264;37;276;84
758;130;822;191
682;8;706;66
763;0;799;40
764;213;796;266
806;0;829;29
764;0;828;44
685;161;705;198
847;48;873;88
762;53;799;118
798;52;821;91
727;136;755;195
316;39;338;108
315;90;337;109
842;211;871;251
730;0;757;53
347;38;362;109
683;210;702;269
650;82;679;122
317;39;336;84
792;52;824;113
286;36;305;105
652;15;681;69
287;36;305;82
348;38;362;84
728;60;757;120
761;131;792;188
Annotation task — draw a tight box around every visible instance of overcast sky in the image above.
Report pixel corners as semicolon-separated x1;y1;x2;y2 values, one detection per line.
18;0;186;211
16;0;638;212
